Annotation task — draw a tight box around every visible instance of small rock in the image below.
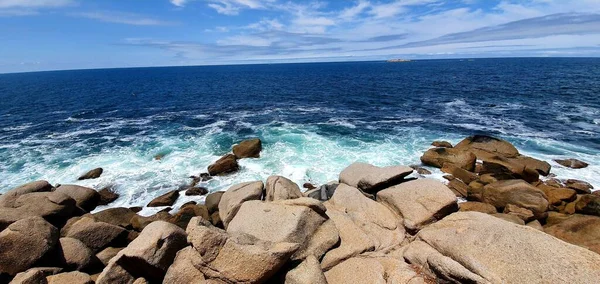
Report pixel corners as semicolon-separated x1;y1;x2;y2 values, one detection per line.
232;138;262;159
554;158;589;169
97;187;119;206
503;204;535;223
207;154;239;176
303;183;316;190
78;168;103;180
56;237;98;271
447;179;468;198
168;204;210;229
11;267;63;284
130;211;172;231
92;207;136;229
96;247;124;266
441;163;477;184
184;187;208;196
147;190;179;207
305;182;338;201
431;140;453;148
565;179;594;194
459;201;497;214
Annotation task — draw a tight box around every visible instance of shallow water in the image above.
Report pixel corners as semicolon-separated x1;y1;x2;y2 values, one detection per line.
1;58;599;214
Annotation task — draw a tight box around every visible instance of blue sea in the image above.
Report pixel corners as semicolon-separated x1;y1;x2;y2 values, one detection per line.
1;58;599;214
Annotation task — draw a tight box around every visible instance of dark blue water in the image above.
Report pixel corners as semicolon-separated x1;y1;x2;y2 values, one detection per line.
1;58;599;211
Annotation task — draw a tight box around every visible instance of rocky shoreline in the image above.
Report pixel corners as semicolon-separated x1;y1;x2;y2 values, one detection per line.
0;135;599;283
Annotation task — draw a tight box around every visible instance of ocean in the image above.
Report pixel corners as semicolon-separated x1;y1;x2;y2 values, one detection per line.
1;58;599;215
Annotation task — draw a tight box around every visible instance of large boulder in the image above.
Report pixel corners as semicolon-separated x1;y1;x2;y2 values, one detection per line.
377;179;458;232
481;156;540;182
321;184;405;269
218;181;264;228
204;191;224;214
324;256;423;284
168;204;210;229
264;175;303;201
96;221;187;283
575;194;600;216
412;212;600;283
0;217;59;275
554;158;589;169
92;207;136;229
185;217;298;283
420;148;476;171
78;168;103;180
454;135;519;158
482;180;548;216
54;185;100;212
227;198;326;244
63;217;128;252
46;271;93;284
232;138;262;159
544;214;600;254
292;219;339;261
56;237;98;271
285;256;327;284
2;191;77;228
0;180;53;207
147;190;179;207
207;154;239;176
441;163;477;184
339;162;413;193
163;247;206;284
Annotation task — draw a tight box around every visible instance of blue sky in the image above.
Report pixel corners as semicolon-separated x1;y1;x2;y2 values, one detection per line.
1;0;600;73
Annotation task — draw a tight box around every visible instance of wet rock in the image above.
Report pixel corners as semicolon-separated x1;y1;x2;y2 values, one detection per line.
458;201;497;214
63;217;127;252
482;180;549;217
575;194;600;216
0;217;59;275
565;179;594;194
185;217;298;283
147;190;179;207
554;158;589;169
414;212;600;283
432;140;453;148
303;182;316;190
204;191;224;214
420;147;477;171
47;271;93;284
377;179;457;232
218;181;263;228
184;187;208;196
264;175;303;201
454;135;519;158
207;154;239;176
97;187;119;206
78;168;103;180
96;221;187;283
227;198;326;244
339;162;414;193
232;138;262;159
54;185;100;212
544;214;600;254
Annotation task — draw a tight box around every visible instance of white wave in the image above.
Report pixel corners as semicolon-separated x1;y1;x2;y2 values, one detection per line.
325;118;357;128
2;123;33;131
594;119;600;125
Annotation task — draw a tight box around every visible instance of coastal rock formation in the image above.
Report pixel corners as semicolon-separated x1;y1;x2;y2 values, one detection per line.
482;179;548;216
565;179;594;194
554;158;589;169
339;162;413;193
544;214;600;254
97;186;119;205
54;185;100;212
184;187;208;196
63;217;127;252
78;168;103;180
264;175;303;201
207;154;239;176
218;181;264;227
420;147;476;171
232;138;262;159
431;140;452;148
147;190;179;207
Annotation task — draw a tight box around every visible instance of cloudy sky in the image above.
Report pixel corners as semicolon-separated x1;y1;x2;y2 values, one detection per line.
1;0;600;73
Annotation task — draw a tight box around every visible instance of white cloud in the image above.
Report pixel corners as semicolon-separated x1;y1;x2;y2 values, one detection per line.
73;11;176;26
170;0;188;7
0;0;73;8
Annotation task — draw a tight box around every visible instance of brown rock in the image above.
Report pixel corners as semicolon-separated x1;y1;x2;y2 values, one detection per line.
168;204;210;229
377;179;458;232
97;187;119;206
292;219;339;261
441;163;477;184
207;154;239;176
459;201;497;214
547;187;577;205
96;221;187;283
565;179;594;194
303;183;316;190
218;181;264;228
454;135;519;158
56;237;97;271
285;255;327;284
339;162;414;193
96;247;124;266
503;204;534;222
2;191;77;228
147;190;179;207
554;158;589;169
184;187;208;196
420;147;477;171
162;247;206;283
325;256;423;284
447;179;468;198
54;185;100;212
64;217;127;252
130;211;172;231
78;168;103;180
232;138;262;159
92;207;136;229
575;194;600;216
526;220;544;231
264;175;303;201
0;217;59;276
467;180;485;201
482;180;549;216
432;140;453;148
204;191;224;214
492;213;525;225
0;180;53;207
11;267;62;284
210;212;223;228
481;156;539;183
47;271;93;284
544;214;600;254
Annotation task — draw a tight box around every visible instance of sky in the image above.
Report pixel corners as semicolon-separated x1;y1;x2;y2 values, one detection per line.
1;0;600;73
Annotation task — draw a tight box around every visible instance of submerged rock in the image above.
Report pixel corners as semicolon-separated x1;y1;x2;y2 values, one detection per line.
554;158;589;169
184;187;208;196
207;154;239;176
339;162;413;193
78;168;103;180
232;138;262;159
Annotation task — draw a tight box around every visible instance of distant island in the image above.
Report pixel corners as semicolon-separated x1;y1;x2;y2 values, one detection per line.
386;58;412;62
